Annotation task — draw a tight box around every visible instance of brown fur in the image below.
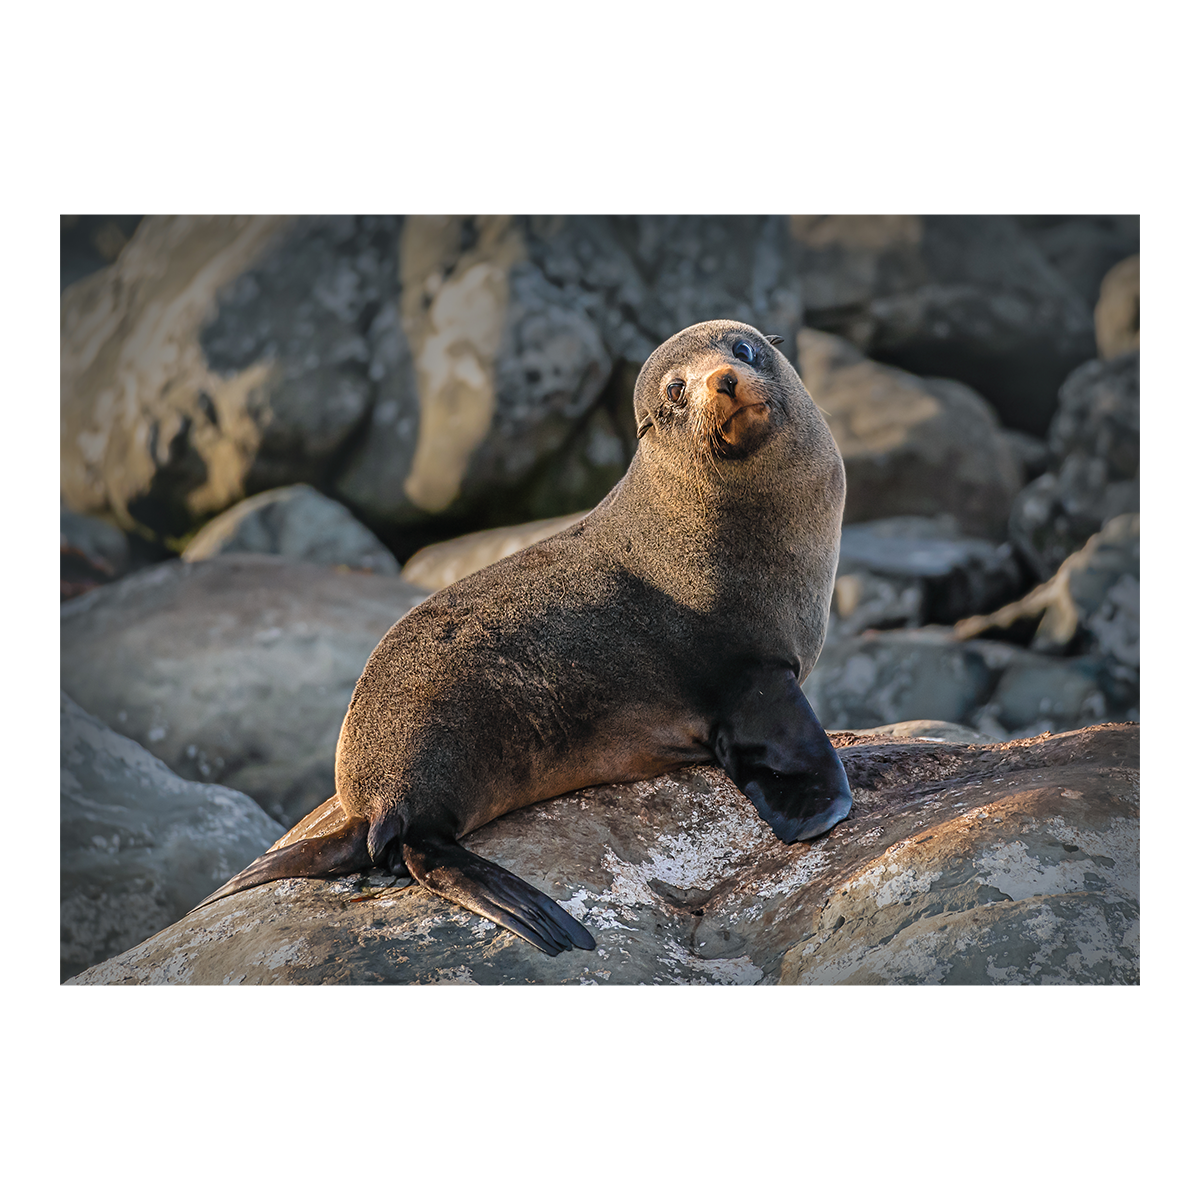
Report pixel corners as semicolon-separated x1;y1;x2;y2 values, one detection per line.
197;320;847;955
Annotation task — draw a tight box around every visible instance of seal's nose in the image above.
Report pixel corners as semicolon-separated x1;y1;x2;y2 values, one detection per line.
705;364;746;423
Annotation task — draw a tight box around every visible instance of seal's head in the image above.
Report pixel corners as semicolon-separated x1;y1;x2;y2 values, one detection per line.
632;320;817;472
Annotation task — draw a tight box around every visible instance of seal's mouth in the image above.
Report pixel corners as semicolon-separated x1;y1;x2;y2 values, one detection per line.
717;400;770;442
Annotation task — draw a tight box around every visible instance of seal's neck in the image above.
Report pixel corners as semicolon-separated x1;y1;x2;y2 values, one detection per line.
598;437;842;624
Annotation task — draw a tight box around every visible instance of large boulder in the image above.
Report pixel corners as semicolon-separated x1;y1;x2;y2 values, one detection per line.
62;215;808;548
797;328;1023;539
60;555;429;826
789;215;1100;435
67;724;1138;985
181;484;399;574
1008;353;1139;578
61;691;284;982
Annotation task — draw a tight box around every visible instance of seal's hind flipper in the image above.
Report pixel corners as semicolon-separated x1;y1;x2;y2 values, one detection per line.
401;834;596;957
714;665;852;844
189;818;372;912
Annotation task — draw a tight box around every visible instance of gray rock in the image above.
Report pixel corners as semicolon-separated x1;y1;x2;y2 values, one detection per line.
336;215;805;529
1016;216;1140;310
61;691;284;982
182;484;399;574
978;655;1127;739
524;215;806;367
1009;353;1138;578
807;628;996;730
61;505;130;574
797;330;1022;540
829;516;1023;636
60;555;429;827
958;513;1139;659
791;215;1098;435
61;505;132;600
66;724;1138;985
1001;429;1053;483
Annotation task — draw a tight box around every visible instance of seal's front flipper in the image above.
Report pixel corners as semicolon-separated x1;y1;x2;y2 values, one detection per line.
713;665;852;844
402;834;596;957
189;818;372;912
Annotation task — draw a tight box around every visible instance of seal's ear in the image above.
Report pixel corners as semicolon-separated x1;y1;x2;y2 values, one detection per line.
765;334;784;346
636;415;655;438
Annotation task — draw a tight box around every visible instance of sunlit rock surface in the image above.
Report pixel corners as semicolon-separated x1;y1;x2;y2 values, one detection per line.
68;724;1137;986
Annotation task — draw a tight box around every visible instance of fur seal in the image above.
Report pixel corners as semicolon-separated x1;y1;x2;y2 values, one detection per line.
196;320;852;955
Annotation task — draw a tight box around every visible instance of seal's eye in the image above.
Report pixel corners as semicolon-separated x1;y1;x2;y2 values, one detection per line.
732;340;756;365
666;380;685;403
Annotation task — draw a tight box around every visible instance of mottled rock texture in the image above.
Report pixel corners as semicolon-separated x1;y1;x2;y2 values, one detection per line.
61;692;284;982
790;215;1104;435
61;215;807;548
67;725;1137;985
810;625;1134;742
957;513;1139;661
797;328;1022;539
60;556;428;827
182;484;399;574
1009;353;1138;579
829;515;1023;638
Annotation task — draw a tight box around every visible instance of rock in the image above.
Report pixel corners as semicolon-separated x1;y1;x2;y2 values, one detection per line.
829;516;1024;637
60;555;429;826
60;691;284;982
181;484;399;574
401;511;587;591
955;513;1139;663
797;329;1023;539
524;215;806;366
1008;353;1139;578
790;215;1097;435
1001;429;1053;483
61;215;298;537
333;217;613;529
60;215;143;291
61;505;132;600
62;215;811;546
807;628;996;730
837;719;986;744
336;215;805;530
1094;255;1139;361
1016;216;1140;310
976;655;1131;739
66;724;1138;985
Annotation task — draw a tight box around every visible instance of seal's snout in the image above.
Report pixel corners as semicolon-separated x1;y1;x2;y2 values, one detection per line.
702;363;769;446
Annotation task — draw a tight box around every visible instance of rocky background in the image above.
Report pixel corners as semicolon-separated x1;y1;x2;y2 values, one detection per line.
60;214;1139;983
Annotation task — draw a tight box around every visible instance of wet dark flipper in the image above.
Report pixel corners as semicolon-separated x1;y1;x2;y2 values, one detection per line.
189;818;372;912
402;834;596;956
714;664;853;844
